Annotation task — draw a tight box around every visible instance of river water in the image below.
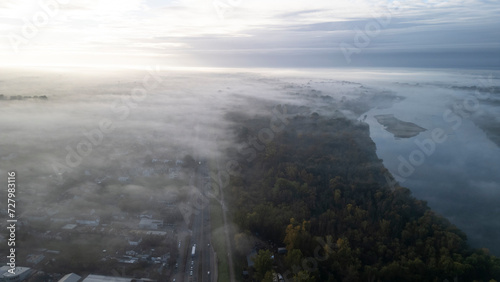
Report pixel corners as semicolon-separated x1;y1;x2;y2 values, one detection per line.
274;68;500;255
358;69;500;255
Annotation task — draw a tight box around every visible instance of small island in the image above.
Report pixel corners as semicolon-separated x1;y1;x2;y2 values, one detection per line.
375;114;426;138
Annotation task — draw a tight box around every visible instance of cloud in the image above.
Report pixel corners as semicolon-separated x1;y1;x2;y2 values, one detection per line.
0;0;498;67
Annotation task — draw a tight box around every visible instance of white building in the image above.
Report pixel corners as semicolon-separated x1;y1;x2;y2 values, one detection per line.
58;273;82;282
0;266;32;282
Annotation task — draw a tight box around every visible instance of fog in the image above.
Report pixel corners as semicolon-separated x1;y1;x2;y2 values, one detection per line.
0;66;499;264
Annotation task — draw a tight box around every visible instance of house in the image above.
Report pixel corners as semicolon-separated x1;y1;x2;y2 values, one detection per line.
76;216;100;227
140;211;153;219
152;158;170;164
246;249;257;268
112;212;128;221
118;176;130;183
128;237;142;246
146;231;167;236
62;224;77;230
117;257;139;264
58;273;82;282
139;218;163;230
26;254;45;265
277;247;287;255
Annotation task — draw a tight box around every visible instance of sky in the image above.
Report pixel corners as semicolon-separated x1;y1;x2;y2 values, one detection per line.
0;0;499;68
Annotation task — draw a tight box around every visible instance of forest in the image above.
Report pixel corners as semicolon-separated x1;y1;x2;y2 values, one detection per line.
224;110;500;282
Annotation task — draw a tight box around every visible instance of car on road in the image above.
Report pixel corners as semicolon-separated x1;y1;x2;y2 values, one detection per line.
190;271;193;276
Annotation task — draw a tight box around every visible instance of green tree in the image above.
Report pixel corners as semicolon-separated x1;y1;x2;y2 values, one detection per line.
253;249;273;281
285;249;303;269
293;271;315;282
262;271;275;282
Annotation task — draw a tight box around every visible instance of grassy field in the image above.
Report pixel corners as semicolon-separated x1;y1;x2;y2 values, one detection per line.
210;197;231;282
229;217;245;282
209;160;231;282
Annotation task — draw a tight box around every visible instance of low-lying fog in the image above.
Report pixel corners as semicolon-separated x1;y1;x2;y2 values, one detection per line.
0;67;499;255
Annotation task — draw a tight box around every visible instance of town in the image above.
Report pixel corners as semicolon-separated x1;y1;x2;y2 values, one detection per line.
1;151;215;282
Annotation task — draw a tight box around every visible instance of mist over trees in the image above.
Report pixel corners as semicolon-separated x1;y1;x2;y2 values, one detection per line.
0;68;499;280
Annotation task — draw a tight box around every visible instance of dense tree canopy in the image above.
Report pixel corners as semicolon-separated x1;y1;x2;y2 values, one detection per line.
225;112;500;281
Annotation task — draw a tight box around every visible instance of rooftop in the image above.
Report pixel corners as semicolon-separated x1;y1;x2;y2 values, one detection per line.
82;274;133;282
58;273;82;282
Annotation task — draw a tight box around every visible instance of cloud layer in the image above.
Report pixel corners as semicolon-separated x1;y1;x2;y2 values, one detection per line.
0;0;499;67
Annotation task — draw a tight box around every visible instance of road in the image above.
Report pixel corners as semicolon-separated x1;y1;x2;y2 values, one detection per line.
172;161;216;282
177;161;213;282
